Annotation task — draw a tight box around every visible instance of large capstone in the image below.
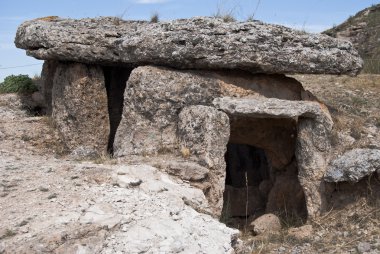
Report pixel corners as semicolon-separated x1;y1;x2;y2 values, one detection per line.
15;17;362;75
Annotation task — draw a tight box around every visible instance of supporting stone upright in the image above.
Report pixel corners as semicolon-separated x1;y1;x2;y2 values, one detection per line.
296;114;333;219
52;63;110;155
40;60;58;115
177;105;230;216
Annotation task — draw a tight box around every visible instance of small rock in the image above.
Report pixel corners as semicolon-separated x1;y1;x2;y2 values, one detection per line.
18;220;28;227
288;225;313;240
357;242;371;253
47;193;57;199
249;213;281;235
39;186;49;192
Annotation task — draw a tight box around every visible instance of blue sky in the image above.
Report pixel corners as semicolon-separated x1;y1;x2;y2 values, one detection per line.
0;0;379;81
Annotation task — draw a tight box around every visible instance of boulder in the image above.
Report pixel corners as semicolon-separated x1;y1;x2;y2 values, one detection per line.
52;62;109;155
15;17;362;75
156;161;209;182
249;213;282;235
324;149;380;182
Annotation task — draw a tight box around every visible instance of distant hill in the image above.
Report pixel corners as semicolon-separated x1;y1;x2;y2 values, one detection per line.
324;4;380;74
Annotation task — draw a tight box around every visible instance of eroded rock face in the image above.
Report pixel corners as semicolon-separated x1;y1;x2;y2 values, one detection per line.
178;105;230;216
325;149;380;182
52;62;109;155
15;17;362;75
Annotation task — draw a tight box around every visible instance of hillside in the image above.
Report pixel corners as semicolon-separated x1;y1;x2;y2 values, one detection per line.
324;4;380;73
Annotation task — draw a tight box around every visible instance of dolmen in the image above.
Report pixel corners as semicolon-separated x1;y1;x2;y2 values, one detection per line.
15;16;363;220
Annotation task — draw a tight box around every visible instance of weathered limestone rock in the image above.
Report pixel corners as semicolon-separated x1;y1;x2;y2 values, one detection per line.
325;149;380;182
156;161;209;182
15;17;362;75
114;66;304;157
213;97;332;121
40;60;58;115
178;105;230;216
52;62;109;154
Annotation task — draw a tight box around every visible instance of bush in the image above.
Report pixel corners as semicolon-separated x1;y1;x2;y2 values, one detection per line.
150;12;159;23
0;74;38;94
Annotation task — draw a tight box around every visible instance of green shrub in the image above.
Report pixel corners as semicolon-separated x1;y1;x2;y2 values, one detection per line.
0;74;38;94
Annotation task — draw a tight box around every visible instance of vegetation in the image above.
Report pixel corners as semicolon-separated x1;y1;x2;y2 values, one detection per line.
324;3;380;74
150;12;159;23
213;0;236;22
0;74;38;94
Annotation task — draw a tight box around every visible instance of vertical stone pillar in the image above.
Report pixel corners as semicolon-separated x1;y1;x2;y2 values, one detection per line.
40;60;58;115
296;114;332;219
178;105;230;216
52;63;110;155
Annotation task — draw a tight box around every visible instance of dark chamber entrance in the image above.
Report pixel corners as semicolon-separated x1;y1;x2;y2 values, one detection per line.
221;117;308;229
103;66;133;154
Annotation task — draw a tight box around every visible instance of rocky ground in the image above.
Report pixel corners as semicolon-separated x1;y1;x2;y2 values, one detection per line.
0;94;238;253
0;74;379;254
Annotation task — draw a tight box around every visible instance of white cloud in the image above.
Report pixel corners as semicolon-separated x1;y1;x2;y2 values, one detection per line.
135;0;169;4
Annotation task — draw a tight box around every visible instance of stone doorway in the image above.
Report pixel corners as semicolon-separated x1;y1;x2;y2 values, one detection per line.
221;116;308;228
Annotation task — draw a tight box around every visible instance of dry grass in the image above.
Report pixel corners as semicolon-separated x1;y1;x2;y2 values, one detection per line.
93;152;117;165
180;146;190;159
35;16;59;22
293;74;380;153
